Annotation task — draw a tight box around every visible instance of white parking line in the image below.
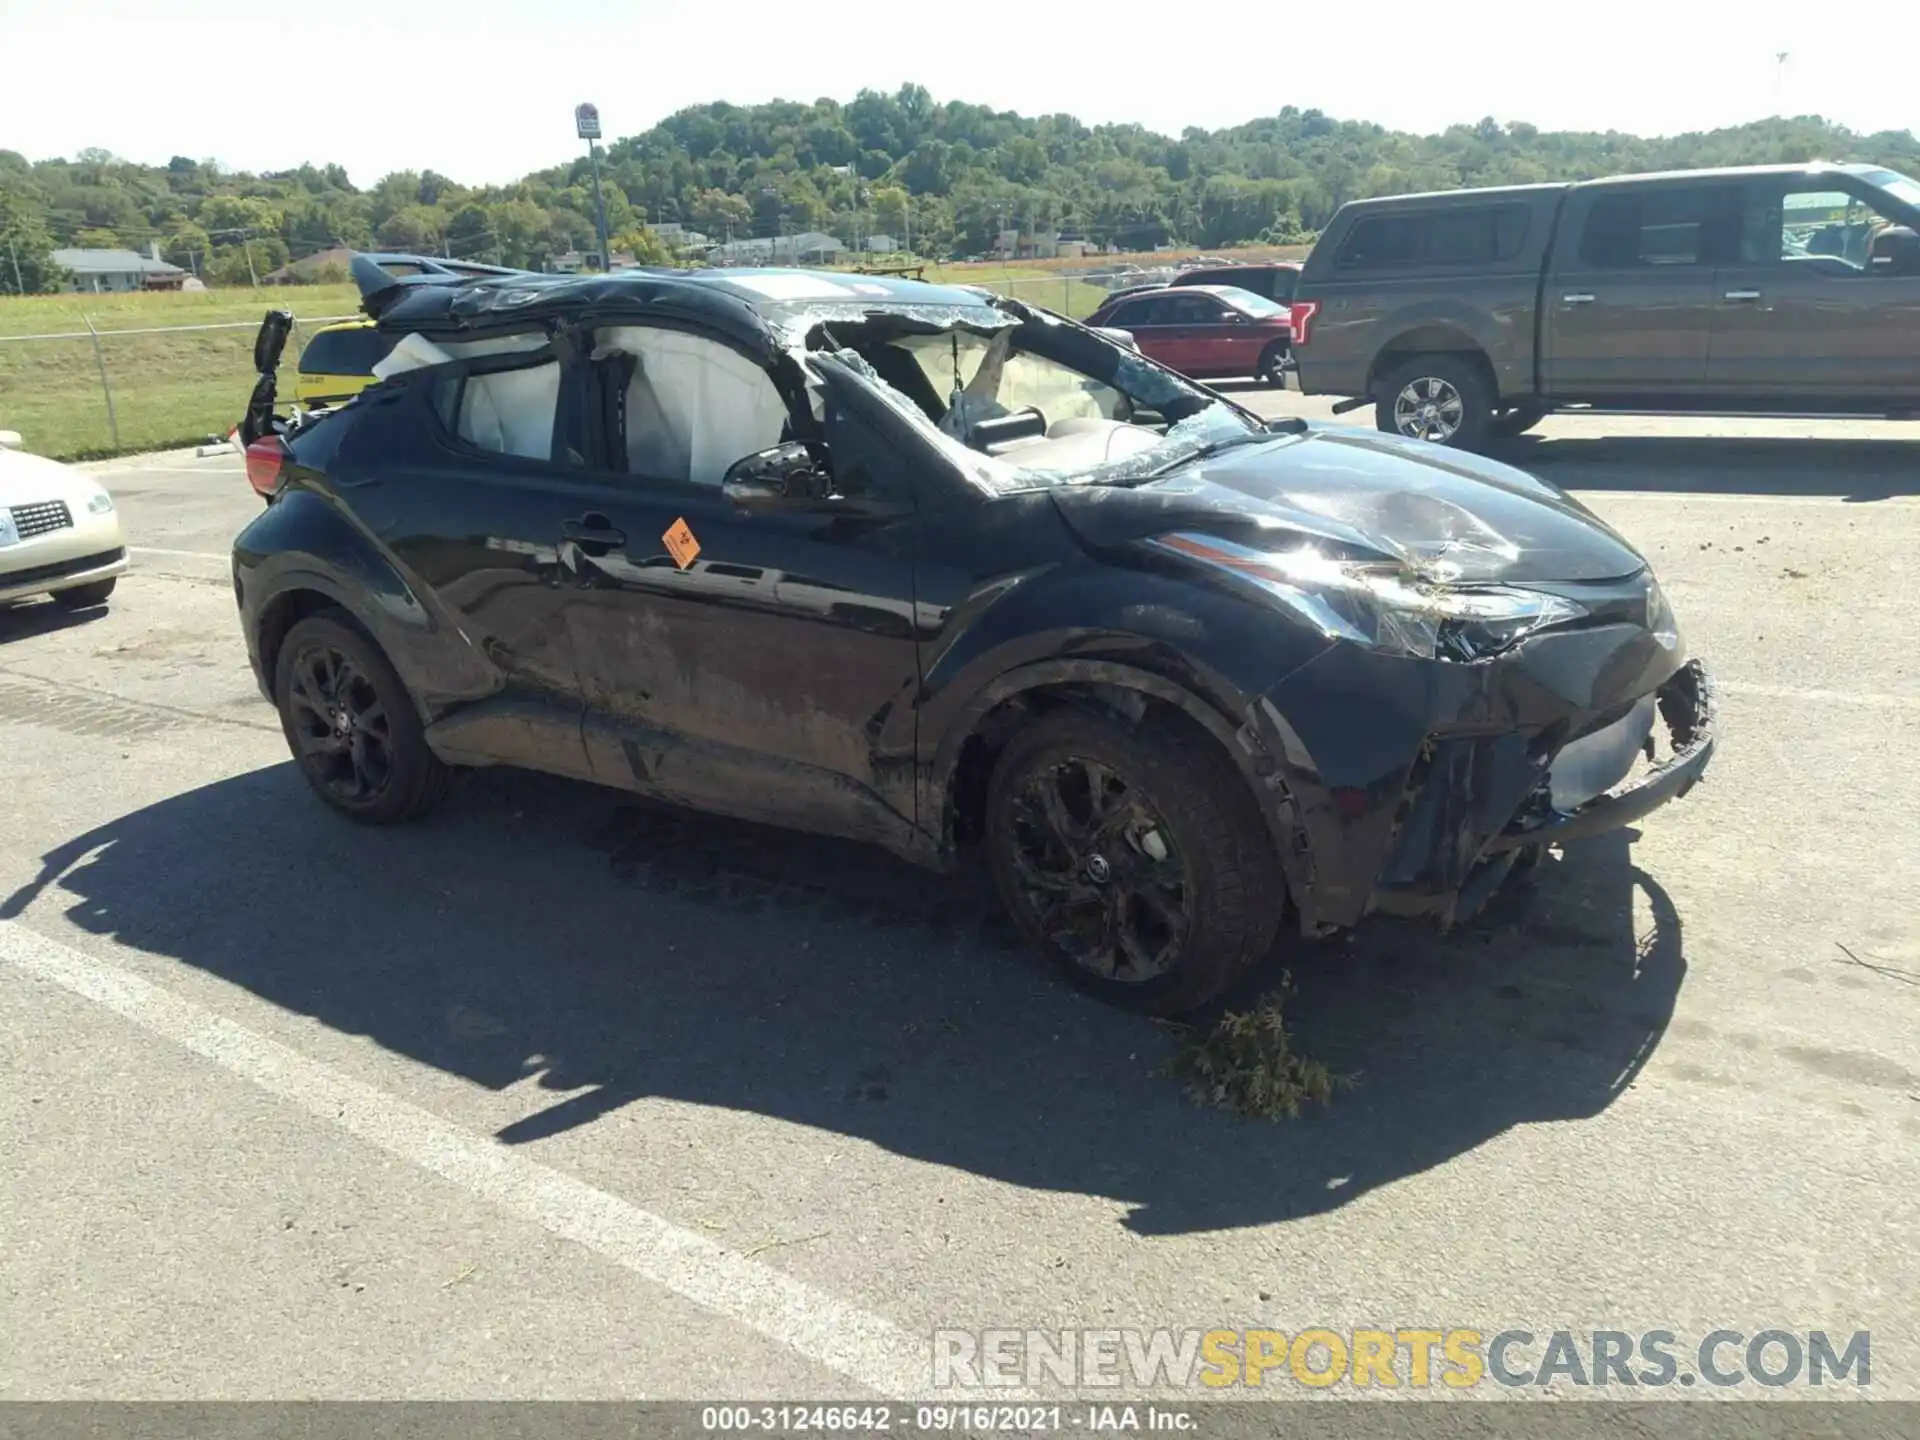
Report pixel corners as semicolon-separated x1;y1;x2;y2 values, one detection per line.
131;546;229;561
0;919;944;1400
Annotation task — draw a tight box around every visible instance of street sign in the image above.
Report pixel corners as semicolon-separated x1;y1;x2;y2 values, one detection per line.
575;103;602;140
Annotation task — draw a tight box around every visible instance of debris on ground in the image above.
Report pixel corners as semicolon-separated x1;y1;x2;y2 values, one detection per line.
1156;976;1339;1121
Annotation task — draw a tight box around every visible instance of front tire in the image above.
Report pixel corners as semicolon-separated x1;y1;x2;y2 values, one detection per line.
53;578;116;609
272;612;453;824
1376;353;1493;448
984;709;1284;1015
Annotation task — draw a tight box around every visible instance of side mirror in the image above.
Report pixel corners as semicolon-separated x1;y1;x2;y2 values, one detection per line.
721;441;828;510
1869;226;1920;275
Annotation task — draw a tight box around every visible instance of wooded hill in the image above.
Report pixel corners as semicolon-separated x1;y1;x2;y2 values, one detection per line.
3;88;1916;290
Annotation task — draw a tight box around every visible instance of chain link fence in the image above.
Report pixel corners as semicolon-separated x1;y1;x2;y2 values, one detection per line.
0;314;353;460
951;265;1189;319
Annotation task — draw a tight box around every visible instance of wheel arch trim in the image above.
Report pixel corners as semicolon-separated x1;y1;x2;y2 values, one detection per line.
923;655;1314;916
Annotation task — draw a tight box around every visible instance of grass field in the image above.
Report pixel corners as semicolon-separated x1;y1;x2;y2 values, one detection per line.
0;285;363;459
0;246;1312;460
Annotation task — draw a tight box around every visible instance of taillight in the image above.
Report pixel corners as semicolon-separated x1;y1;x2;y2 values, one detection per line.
1289;300;1321;346
244;435;286;498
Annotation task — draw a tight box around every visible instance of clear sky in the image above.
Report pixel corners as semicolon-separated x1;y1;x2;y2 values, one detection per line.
1;0;1911;187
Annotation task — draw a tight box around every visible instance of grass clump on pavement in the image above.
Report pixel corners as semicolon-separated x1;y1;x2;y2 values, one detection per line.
1157;975;1338;1121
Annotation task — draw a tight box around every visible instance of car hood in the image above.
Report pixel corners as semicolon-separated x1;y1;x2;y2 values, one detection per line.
1048;424;1647;584
0;447;110;509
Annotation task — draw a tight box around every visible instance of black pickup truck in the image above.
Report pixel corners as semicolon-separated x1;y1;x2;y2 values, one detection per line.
1289;162;1920;447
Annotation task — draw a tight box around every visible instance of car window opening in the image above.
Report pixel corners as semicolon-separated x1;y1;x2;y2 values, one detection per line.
803;312;1278;494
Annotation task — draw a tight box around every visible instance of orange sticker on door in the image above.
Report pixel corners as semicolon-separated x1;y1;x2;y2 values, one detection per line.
662;517;701;569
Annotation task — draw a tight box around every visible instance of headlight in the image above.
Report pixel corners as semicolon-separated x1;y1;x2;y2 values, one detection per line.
1150;531;1587;662
1646;575;1680;651
85;488;115;514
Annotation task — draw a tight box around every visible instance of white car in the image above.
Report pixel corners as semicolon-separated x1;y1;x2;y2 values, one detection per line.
0;433;128;610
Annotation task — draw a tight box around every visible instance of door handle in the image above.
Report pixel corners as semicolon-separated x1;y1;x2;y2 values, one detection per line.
561;513;626;554
1723;289;1762;301
1562;293;1596;304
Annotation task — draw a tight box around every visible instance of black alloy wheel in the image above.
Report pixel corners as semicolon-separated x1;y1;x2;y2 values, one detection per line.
284;638;395;804
985;709;1284;1014
272;612;454;824
1005;754;1196;986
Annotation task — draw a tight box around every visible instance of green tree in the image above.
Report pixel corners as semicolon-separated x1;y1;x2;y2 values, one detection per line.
0;184;62;292
487;198;551;268
612;226;673;266
163;222;211;271
375;204;444;252
693;187;751;239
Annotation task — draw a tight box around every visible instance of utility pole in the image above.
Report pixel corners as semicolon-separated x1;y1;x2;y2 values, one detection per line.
243;233;259;289
1775;52;1790;115
6;238;22;294
576;103;612;272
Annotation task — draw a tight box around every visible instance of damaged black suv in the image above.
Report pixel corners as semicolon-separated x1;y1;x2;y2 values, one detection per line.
233;259;1715;1014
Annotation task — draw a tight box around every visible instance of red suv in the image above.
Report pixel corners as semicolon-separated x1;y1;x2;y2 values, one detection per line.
1084;285;1293;385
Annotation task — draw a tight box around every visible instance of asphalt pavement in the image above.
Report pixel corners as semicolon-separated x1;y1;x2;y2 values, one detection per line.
2;398;1916;1402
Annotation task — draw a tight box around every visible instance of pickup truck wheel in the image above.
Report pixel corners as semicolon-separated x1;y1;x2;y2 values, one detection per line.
1377;354;1493;448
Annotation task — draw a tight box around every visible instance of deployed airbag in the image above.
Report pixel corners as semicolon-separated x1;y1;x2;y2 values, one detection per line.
457;363;562;460
597;326;791;485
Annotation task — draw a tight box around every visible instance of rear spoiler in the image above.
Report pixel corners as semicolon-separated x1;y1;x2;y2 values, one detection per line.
351;251;532;321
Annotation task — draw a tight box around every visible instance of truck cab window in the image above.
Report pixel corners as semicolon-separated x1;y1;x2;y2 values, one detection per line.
1576;188;1718;268
1755;188;1898;271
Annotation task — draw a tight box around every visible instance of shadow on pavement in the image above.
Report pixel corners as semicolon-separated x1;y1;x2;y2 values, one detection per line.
4;763;1683;1236
1495;433;1920;502
0;598;109;643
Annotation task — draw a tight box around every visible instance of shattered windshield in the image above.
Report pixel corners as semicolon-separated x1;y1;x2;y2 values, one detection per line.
811;309;1269;493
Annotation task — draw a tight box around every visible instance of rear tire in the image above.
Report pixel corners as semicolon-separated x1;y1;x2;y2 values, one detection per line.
984;708;1285;1015
1256;342;1289;388
272;612;454;825
1375;353;1494;448
52;578;115;609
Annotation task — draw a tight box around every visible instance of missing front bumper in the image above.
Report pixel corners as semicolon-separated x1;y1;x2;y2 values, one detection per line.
1486;659;1716;854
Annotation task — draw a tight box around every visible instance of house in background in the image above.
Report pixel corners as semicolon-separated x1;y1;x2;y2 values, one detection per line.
265;246;353;284
52;243;188;293
648;223;711;255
